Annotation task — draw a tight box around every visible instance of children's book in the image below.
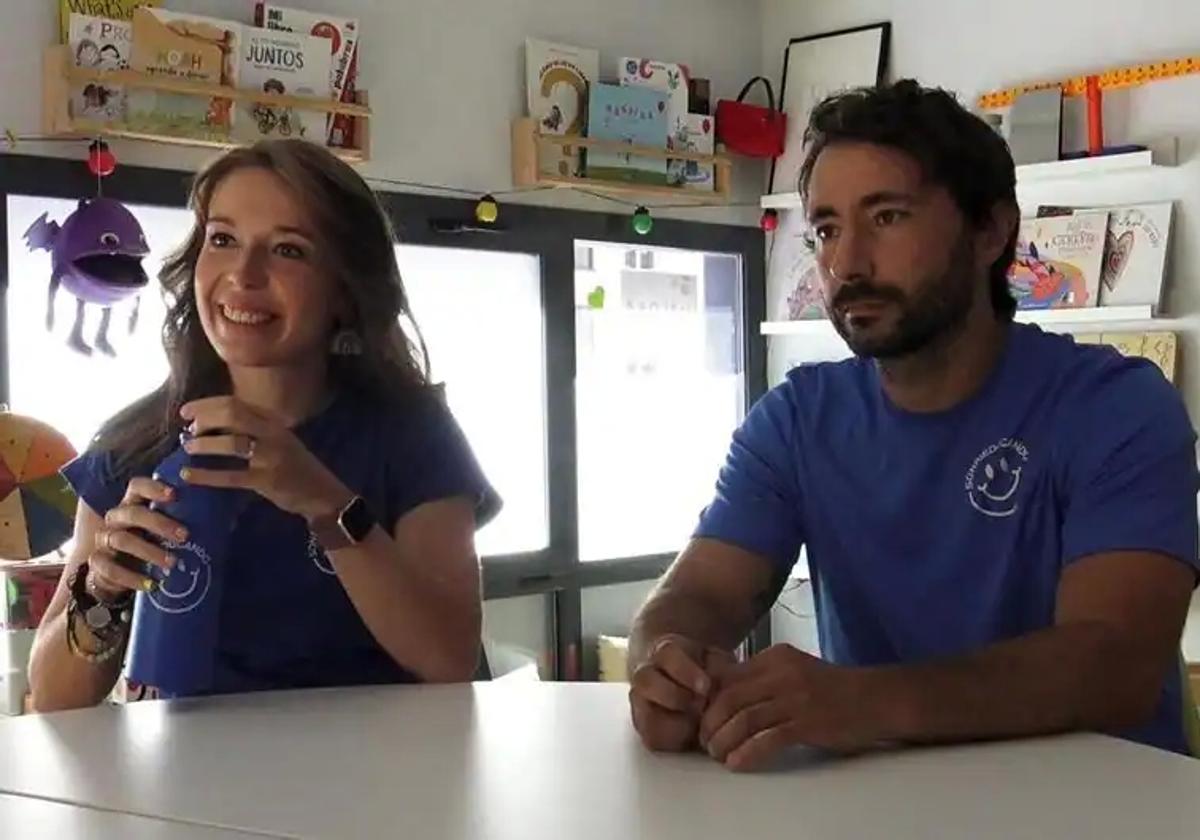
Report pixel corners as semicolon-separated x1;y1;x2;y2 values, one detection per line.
236;29;331;143
128;8;241;140
525;38;598;177
68;13;132;124
1008;212;1108;310
586;83;669;185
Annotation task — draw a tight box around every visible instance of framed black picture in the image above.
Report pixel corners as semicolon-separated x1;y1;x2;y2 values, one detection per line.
768;22;891;196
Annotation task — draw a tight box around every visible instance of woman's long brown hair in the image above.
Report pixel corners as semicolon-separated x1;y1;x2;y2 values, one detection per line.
93;139;431;476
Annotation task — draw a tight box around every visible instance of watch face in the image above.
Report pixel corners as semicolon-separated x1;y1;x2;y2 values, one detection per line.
340;497;375;542
85;604;112;631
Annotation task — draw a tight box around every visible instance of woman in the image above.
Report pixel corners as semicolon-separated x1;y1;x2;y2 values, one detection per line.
29;139;499;710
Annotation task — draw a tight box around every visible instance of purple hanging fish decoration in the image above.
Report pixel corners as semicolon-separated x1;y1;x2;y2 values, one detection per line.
23;197;150;357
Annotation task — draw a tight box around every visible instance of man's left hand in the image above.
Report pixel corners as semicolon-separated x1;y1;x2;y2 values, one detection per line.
699;644;879;771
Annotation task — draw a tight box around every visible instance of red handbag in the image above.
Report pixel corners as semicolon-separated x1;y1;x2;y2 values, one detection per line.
716;76;787;159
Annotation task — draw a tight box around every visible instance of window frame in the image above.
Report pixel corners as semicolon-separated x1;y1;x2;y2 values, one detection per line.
0;154;768;679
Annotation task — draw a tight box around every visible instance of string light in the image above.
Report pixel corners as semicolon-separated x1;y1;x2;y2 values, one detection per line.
631;206;653;236
474;194;499;224
87;139;116;178
2;131;777;229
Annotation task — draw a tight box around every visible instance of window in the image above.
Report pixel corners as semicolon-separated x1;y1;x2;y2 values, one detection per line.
5;195;184;451
1;159;768;677
395;245;549;558
574;240;746;561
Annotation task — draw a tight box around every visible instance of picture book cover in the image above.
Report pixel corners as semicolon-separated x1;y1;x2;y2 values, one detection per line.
1008;212;1107;310
586;83;669;185
128;8;241;140
672;113;715;191
619;57;692;185
257;3;359;147
525;38;599;177
236;29;331;143
767;208;824;320
68;13;132;124
58;0;159;45
1036;202;1172;310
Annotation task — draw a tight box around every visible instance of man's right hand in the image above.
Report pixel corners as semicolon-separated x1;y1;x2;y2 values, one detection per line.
629;634;734;752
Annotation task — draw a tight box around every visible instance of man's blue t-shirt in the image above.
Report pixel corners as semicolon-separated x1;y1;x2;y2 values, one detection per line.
695;324;1200;755
63;387;500;696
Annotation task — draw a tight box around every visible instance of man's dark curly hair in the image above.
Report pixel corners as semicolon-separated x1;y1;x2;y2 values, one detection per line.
797;79;1019;321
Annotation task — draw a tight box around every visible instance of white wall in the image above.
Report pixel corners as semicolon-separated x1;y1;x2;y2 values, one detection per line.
761;0;1200;659
1;0;766;223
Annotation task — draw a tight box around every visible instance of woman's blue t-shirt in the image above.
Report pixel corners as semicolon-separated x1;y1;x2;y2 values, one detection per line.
62;387;500;695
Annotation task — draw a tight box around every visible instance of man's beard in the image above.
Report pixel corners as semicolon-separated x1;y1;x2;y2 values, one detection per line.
828;237;977;360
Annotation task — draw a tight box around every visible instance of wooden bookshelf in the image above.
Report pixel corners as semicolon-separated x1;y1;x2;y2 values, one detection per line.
41;45;371;163
511;117;732;204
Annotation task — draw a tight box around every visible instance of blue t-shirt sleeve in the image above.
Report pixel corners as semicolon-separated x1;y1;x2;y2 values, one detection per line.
693;380;805;571
1061;360;1200;576
381;389;501;532
60;449;130;518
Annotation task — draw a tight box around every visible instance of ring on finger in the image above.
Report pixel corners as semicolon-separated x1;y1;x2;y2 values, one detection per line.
94;528;112;553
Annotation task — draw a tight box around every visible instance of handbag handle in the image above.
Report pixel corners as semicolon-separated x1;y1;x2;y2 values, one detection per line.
734;76;777;113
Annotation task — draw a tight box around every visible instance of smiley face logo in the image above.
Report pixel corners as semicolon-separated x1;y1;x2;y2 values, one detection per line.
306;531;336;576
964;439;1029;519
147;540;213;614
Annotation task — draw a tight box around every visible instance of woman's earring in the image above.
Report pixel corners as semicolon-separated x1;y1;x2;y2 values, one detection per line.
330;328;363;356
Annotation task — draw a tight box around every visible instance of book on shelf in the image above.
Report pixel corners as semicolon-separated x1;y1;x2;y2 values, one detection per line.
1036;202;1173;310
525;38;599;178
235;28;332;143
767;208;825;321
1008;212;1107;310
619;57;701;187
256;3;359;148
672;113;715;192
127;7;241;141
585;82;669;185
58;0;159;45
67;13;132;125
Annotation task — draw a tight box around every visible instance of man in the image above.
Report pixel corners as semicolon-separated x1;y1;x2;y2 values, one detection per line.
628;79;1199;770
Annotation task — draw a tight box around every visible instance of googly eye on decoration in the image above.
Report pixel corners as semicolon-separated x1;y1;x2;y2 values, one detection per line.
760;208;779;232
87;139;116;178
475;194;499;225
632;206;653;236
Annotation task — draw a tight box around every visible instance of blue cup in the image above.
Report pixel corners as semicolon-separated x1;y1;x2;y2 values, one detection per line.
125;444;252;696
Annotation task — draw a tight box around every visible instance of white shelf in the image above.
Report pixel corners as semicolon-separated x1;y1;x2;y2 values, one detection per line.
760;138;1179;209
1016;138;1177;183
761;304;1159;337
761;192;803;210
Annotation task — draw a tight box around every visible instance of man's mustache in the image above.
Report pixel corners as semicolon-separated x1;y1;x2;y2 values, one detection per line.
830;282;906;310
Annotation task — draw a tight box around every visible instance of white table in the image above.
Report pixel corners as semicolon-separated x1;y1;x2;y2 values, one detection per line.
0;792;274;839
0;682;1197;839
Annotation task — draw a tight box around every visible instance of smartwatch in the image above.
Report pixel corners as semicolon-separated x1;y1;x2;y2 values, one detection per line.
309;496;377;550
